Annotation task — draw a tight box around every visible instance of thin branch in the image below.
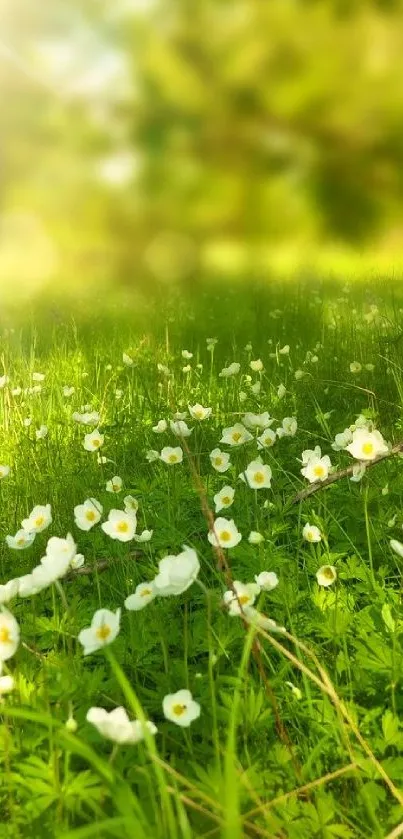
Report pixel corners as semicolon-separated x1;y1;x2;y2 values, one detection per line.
291;441;403;505
64;551;142;581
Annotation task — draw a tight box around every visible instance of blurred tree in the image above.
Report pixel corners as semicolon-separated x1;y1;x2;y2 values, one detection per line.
1;0;403;286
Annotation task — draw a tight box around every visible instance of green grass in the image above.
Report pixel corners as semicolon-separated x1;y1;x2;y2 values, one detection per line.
0;277;403;838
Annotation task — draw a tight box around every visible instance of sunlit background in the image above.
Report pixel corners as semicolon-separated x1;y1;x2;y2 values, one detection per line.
2;0;403;305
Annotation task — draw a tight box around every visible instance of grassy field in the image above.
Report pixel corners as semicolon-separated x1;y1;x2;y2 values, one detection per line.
1;278;403;838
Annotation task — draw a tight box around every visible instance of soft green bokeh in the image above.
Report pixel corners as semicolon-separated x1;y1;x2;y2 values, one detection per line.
2;0;403;301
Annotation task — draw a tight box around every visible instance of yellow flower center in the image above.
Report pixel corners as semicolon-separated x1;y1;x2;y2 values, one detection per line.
168;454;178;463
34;516;45;527
86;510;96;521
222;496;231;505
116;520;129;533
92;439;101;448
362;442;374;455
232;432;242;442
17;538;25;546
172;703;187;716
0;626;11;643
322;567;334;580
313;465;325;478
194;410;203;419
141;588;152;597
238;595;250;605
219;530;231;542
214;457;223;466
96;624;111;641
253;471;265;484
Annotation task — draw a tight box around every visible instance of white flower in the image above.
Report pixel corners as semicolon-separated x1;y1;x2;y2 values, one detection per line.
350;462;367;482
106;475;123;493
301;454;331;483
134;529;153;543
123;353;134;366
182;349;193;359
74;498;103;531
102;510;136;542
87;706;157;744
250;359;264;372
163;689;200;728
208;518;242;549
365;363;375;372
78;608;121;655
157;363;170;377
210;448;231;473
23;417;32;427
11;387;21;397
29;534;77;588
277;384;286;399
146;449;160;463
331;429;353;451
173;411;188;421
257;428;276;449
152;419;168;433
83;429;104;452
242;412;273;431
73;411;100;426
32;372;45;382
71;553;85;569
390;539;403;559
302;523;322;543
254;571;279;591
350;361;362;374
281;417;297;437
251;382;261;395
188;404;212;421
239;391;247;403
213;485;235;513
223;580;260;616
220;423;253;447
21;503;52;534
316;565;337;587
0;674;15;695
170;420;192;438
294;369;305;381
63;386;75;397
279;345;290;355
123;495;139;514
17;574;40;598
301;446;322;464
0;608;20;661
0;579;19;604
219;362;240;378
243;458;272;489
160;447;183;465
0;465;10;479
125;581;156;611
35;425;48;440
345;429;388;462
206;337;217;350
0;375;8;388
153;546;200;596
248;531;264;545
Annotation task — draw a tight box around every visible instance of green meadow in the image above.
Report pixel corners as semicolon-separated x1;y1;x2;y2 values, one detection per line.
0;278;402;838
